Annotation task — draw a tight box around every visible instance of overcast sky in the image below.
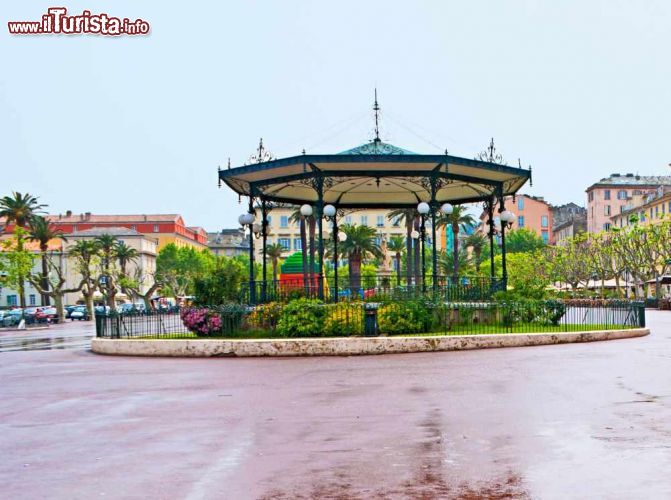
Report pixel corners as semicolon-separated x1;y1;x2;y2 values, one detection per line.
2;1;670;230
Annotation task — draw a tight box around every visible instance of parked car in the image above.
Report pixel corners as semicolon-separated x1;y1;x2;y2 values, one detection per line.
64;305;79;319
69;306;89;321
3;309;27;327
35;307;59;323
94;305;111;316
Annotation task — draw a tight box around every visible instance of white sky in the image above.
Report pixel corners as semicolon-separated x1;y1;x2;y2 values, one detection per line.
2;1;670;229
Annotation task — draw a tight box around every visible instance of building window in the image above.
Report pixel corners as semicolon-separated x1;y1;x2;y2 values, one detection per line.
345;215;352;225
278;238;290;250
604;190;611;200
588;192;594;202
7;295;17;306
541;230;549;243
517;197;524;210
617;190;628;200
376;215;384;227
131;224;137;231
153;224;159;232
29;294;36;306
603;223;611;231
266;216;272;226
391;216;400;227
655;206;659;218
663;204;666;216
360;215;368;226
72;224;78;233
280;216;288;228
620;206;626;214
541;215;548;228
293;238;302;250
518;215;525;228
374;236;382;246
604;205;611;216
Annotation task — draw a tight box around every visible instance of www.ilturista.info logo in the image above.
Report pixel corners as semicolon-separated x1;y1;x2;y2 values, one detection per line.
8;7;150;36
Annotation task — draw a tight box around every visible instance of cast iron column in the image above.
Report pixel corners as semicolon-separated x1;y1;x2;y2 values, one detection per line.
248;195;255;304
498;189;508;287
332;213;339;303
430;178;438;292
316;177;325;300
488;197;495;278
261;199;268;303
420;214;426;292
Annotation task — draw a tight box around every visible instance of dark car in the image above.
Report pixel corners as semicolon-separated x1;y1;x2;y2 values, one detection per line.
69;306;89;321
35;307;59;323
64;305;79;319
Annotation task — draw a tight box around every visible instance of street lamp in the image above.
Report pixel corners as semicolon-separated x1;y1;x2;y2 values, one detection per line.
322;204;341;301
440;203;454;215
300;204;313;217
499;210;516;229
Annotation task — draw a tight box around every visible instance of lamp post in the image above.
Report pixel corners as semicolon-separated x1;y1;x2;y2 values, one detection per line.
300;204;314;296
238;211;256;303
417;202;430;292
323;204;342;302
498;209;516;285
439;203;454;290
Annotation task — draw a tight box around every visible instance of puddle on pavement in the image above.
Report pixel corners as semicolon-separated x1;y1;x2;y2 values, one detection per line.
0;336;91;352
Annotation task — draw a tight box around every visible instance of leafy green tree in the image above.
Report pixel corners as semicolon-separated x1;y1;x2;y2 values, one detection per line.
0;227;35;309
437;205;476;279
337;224;382;291
504;228;546;254
28;251;83;320
0;192;46;306
192;257;246;305
156;244;213;298
495;251;551;299
27;215;67;306
94;234;119;307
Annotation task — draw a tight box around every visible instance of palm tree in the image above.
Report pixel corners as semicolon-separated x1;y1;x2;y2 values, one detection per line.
265;243;284;281
388;208;416;284
69;240;100;318
28;216;67;306
0;192;46;308
289;208;309;289
94;234;119;307
438;249;471;277
437;206;476;279
0;192;46;228
465;232;487;274
387;235;405;285
114;241;139;276
338;224;383;292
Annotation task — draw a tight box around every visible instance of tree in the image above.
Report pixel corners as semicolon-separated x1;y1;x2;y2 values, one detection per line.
387;235;405;285
437;205;476;279
265;243;284;281
504;228;546;254
338;224;383;291
156;244;213;298
546;234;592;293
464;233;487;274
388;208;416;284
0;192;46;307
496;251;551;299
114;241;139;276
289;208;309;288
94;234;119;308
28;215;67;306
69;240;100;318
438;248;470;277
0;192;46;227
0;228;35;309
193;256;246;305
27;251;83;320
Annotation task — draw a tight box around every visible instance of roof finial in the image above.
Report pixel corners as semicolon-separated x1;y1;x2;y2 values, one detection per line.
373;88;381;143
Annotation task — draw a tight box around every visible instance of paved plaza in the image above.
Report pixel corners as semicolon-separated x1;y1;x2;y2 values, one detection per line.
1;313;670;499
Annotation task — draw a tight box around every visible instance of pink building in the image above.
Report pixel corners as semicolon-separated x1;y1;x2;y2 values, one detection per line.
585;174;671;233
479;194;553;244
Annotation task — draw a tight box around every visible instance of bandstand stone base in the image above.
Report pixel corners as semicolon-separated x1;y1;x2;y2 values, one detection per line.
91;328;649;358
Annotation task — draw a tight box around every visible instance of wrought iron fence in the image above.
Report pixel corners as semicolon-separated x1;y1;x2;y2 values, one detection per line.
240;275;506;305
96;300;645;339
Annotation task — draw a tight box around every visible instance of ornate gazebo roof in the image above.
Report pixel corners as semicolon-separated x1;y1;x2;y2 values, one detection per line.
219;137;531;209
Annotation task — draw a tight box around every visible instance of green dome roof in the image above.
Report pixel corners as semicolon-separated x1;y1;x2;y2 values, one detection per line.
338;140;416;155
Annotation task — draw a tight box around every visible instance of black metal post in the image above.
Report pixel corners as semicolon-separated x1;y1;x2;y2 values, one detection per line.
332;214;339;303
316;177;325;300
488;197;495;279
248;196;255;304
261;199;268;303
430;179;438;292
420;214;426;292
498;192;508;287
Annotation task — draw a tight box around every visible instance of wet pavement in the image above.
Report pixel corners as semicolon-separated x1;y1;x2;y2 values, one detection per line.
0;319;94;352
0;312;669;499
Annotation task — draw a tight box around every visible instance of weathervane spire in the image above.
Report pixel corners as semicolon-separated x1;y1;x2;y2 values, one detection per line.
373;88;381;143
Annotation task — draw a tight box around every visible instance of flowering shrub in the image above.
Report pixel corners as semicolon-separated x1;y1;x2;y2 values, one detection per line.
180;308;223;336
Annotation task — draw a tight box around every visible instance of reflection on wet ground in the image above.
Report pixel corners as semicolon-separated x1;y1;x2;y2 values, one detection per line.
0;335;91;352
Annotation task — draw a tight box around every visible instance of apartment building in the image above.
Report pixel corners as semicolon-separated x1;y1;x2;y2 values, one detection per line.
585;174;671;232
610;186;671;229
478;194;554;244
207;229;248;257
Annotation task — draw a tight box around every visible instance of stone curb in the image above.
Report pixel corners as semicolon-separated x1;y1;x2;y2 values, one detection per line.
91;328;650;357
